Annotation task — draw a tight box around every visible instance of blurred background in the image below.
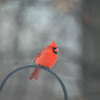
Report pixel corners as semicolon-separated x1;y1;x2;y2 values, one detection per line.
0;0;100;100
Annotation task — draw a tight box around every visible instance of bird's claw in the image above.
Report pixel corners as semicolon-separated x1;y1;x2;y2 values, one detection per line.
38;65;41;68
46;67;49;72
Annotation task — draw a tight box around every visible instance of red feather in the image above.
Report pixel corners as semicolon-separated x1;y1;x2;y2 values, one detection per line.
29;68;41;80
29;41;59;80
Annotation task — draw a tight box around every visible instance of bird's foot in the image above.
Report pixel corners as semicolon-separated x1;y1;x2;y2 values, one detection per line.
38;64;41;68
46;67;49;72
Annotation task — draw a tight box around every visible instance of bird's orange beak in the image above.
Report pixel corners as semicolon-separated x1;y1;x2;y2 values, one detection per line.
54;48;59;52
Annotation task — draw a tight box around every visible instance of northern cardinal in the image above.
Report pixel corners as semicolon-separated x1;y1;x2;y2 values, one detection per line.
29;40;59;80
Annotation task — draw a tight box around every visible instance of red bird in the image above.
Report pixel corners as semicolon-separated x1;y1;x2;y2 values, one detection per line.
29;41;59;80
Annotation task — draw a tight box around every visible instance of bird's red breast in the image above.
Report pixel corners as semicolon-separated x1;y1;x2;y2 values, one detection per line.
34;41;59;68
29;41;59;80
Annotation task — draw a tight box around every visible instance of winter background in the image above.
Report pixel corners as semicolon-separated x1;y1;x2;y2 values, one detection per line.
0;0;100;100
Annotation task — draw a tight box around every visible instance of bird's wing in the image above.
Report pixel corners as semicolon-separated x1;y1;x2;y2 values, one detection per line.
33;48;46;61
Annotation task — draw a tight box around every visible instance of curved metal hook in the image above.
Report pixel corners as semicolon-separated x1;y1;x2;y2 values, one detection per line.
0;65;68;100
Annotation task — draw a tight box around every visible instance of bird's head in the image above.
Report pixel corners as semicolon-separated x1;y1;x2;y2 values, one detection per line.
49;40;59;54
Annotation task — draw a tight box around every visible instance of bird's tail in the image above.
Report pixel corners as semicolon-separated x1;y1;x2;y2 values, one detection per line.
29;68;41;80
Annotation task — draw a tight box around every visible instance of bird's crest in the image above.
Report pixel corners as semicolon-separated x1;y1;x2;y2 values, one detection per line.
49;40;57;48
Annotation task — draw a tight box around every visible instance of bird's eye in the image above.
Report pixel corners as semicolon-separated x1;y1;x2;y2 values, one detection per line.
52;47;57;54
52;47;57;50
